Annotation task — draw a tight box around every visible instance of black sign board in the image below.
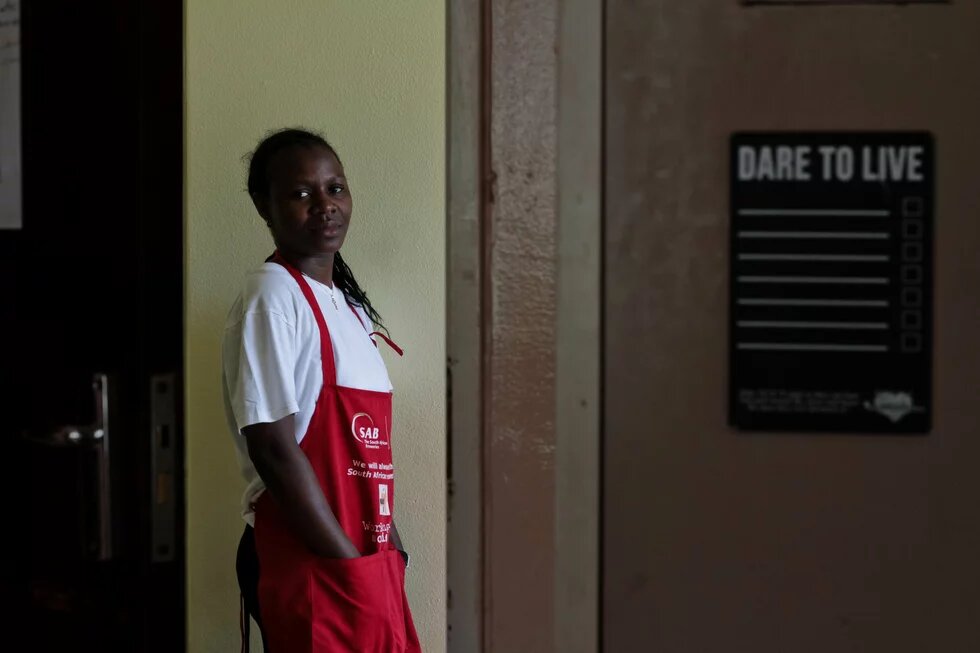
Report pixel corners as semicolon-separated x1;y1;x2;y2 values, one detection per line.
729;132;933;433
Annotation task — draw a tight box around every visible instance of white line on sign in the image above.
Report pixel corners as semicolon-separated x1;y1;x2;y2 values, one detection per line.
737;321;888;330
738;254;889;262
738;276;889;284
737;209;890;217
737;299;889;307
738;231;890;239
737;343;889;352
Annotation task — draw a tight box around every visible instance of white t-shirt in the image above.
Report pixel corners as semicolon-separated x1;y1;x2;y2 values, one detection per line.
222;262;394;525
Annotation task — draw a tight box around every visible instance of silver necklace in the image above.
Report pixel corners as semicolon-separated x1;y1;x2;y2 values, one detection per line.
311;277;339;310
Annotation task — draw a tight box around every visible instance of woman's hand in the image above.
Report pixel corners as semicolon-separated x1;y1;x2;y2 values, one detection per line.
244;415;360;559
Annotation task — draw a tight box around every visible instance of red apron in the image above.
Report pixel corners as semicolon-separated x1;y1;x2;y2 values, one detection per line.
253;254;421;652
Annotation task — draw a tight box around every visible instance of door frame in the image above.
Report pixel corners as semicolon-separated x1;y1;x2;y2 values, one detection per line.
446;0;484;651
446;1;602;650
555;0;602;651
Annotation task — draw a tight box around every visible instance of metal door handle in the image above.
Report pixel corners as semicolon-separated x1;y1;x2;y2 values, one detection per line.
22;374;113;560
23;374;109;448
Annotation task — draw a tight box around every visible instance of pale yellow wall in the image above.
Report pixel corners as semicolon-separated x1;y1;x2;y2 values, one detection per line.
184;2;446;651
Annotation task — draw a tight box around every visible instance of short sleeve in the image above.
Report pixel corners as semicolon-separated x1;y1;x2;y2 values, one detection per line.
223;308;301;432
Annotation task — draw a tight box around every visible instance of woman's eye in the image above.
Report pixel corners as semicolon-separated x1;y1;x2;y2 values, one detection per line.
329;185;345;195
294;190;310;199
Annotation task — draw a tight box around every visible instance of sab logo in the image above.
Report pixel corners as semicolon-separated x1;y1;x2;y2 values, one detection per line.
351;412;389;449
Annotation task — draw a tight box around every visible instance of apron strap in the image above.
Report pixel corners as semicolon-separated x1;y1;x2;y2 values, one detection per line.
370;331;404;357
240;593;249;653
346;301;368;329
270;251;338;386
346;295;405;357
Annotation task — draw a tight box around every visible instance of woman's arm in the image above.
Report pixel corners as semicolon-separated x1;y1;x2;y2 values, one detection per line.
245;415;360;559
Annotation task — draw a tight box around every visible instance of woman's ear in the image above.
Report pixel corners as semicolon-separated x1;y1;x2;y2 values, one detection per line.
251;192;271;224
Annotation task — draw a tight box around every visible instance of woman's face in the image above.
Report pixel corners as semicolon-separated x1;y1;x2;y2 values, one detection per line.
255;145;353;258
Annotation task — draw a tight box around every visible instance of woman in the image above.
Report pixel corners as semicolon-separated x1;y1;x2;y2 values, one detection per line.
222;128;420;652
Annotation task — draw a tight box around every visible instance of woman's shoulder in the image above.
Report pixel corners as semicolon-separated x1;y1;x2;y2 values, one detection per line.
232;262;306;324
244;261;298;292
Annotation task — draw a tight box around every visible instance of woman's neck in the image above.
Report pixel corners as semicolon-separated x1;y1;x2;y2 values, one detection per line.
280;249;335;287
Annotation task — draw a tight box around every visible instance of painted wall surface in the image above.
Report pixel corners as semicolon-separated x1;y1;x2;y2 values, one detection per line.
604;3;980;652
487;1;559;651
185;3;446;651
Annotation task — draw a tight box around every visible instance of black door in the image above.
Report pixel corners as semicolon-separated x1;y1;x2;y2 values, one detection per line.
0;1;184;650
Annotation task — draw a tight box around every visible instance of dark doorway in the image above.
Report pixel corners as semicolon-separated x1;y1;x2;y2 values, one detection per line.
0;1;184;651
